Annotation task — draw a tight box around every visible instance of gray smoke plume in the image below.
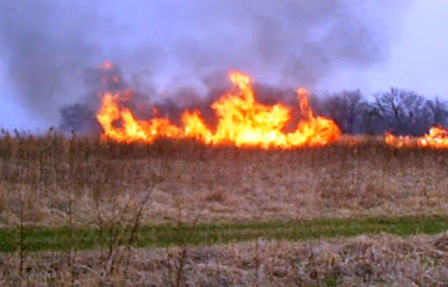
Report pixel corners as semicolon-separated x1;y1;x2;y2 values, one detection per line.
0;0;412;128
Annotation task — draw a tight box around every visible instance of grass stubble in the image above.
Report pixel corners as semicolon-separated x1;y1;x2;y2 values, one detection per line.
0;130;447;286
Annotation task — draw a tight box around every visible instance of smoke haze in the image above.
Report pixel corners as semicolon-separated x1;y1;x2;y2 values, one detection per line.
0;0;412;128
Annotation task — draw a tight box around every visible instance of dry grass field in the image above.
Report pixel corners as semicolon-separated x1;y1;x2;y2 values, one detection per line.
1;233;448;286
1;133;447;227
0;132;447;286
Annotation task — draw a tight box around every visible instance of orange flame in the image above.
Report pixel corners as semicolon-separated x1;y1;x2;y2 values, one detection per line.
384;132;414;148
96;70;341;148
385;127;448;149
417;127;448;148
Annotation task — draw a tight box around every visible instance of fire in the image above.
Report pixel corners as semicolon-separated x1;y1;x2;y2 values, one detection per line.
96;69;341;148
417;127;448;148
385;127;448;149
384;132;414;148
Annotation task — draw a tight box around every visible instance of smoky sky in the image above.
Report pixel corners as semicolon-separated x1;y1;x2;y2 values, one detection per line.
0;0;412;126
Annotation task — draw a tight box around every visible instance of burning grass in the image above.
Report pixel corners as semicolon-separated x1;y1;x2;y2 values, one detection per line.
96;70;341;148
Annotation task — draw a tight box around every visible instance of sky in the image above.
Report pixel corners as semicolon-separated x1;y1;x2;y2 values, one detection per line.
0;0;448;130
326;1;448;95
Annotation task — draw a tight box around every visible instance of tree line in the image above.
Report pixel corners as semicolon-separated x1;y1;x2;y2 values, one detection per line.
313;88;448;136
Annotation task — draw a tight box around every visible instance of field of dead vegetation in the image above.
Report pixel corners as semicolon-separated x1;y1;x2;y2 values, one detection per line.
1;133;447;227
0;133;447;286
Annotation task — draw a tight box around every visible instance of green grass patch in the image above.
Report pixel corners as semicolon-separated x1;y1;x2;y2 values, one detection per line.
0;215;447;253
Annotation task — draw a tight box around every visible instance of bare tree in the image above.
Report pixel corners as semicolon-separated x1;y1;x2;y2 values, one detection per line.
365;88;433;135
319;90;367;134
427;97;448;127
